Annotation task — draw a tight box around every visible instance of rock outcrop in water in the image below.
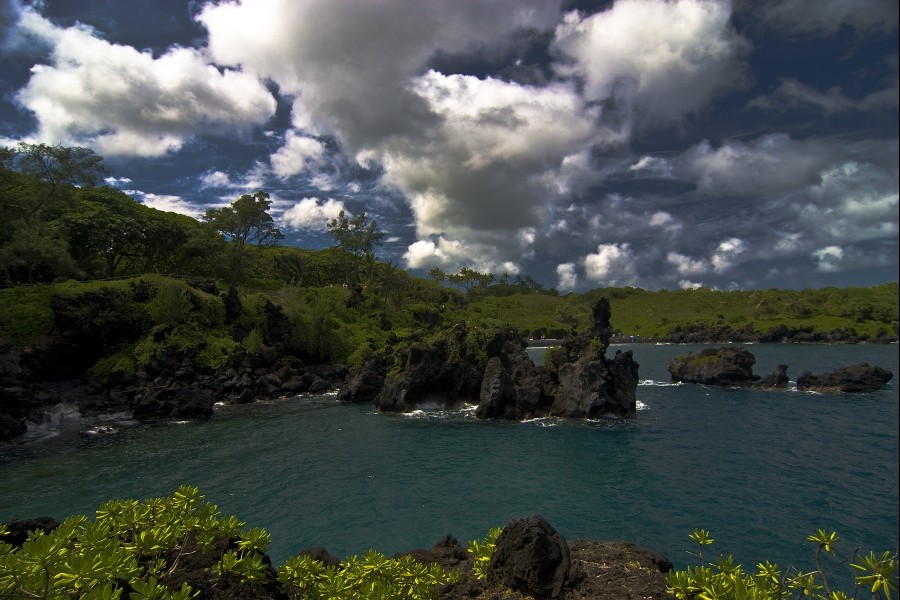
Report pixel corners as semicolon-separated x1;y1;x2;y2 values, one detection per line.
667;346;789;388
340;298;639;420
668;347;893;394
797;363;893;392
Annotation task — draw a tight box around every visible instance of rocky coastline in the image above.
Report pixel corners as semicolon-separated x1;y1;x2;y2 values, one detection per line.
611;322;898;345
1;288;896;445
1;297;641;444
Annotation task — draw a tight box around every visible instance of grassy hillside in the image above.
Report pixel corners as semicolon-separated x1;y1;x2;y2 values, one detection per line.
461;283;898;340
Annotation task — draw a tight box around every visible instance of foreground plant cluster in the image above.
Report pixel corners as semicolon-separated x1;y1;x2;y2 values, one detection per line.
2;488;897;600
0;486;460;600
666;529;898;600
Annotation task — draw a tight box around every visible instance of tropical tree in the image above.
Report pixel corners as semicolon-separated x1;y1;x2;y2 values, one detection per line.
0;221;82;284
4;143;108;222
204;191;283;282
326;210;384;285
326;210;384;257
204;191;283;250
376;260;408;309
427;266;446;285
63;187;146;278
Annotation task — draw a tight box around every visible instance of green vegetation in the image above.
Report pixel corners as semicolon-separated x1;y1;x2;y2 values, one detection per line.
0;486;459;600
277;549;456;599
4;491;895;600
587;285;899;340
666;528;898;600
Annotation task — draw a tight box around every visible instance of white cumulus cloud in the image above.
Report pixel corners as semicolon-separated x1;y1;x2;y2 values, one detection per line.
553;0;751;126
677;134;834;196
127;191;204;218
270;130;326;179
812;245;844;272
14;7;276;156
556;262;578;290
667;251;710;276
583;243;635;285
280;197;345;231
711;237;746;273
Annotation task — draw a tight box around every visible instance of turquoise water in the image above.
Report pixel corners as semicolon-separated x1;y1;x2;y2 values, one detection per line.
1;343;897;575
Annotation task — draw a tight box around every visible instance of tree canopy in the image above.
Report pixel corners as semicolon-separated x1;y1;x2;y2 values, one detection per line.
326;210;384;257
203;191;283;250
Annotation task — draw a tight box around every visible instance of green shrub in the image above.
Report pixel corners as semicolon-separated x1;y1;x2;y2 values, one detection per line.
147;280;192;325
88;350;136;382
130;324;238;373
195;333;239;371
277;548;458;599
0;485;244;600
242;328;264;353
0;487;460;600
467;527;502;580
665;529;898;600
0;285;56;347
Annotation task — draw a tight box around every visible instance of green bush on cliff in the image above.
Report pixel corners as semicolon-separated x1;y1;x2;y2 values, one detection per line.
147;279;193;325
666;528;898;600
132;323;238;374
87;350;137;381
0;285;56;347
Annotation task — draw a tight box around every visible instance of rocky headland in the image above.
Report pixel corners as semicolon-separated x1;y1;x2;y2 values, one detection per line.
340;297;640;420
0;284;349;444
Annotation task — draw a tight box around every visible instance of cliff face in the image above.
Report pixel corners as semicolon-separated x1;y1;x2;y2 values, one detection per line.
341;298;640;420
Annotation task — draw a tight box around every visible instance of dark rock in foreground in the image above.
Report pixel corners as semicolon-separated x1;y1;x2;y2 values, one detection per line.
797;363;893;392
667;346;788;388
488;515;571;599
2;517;60;547
401;514;672;600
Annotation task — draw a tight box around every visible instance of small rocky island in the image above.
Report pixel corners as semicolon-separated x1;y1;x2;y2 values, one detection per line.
667;346;789;388
340;298;640;420
667;346;893;392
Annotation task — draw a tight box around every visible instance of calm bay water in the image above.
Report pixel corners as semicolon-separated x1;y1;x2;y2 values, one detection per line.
1;343;897;575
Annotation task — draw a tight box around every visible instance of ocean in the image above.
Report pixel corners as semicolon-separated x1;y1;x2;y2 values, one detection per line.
1;343;897;578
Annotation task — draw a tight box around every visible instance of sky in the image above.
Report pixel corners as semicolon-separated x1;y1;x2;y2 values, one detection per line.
0;0;897;292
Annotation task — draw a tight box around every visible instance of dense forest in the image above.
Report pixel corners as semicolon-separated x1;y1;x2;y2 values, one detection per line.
1;143;897;383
